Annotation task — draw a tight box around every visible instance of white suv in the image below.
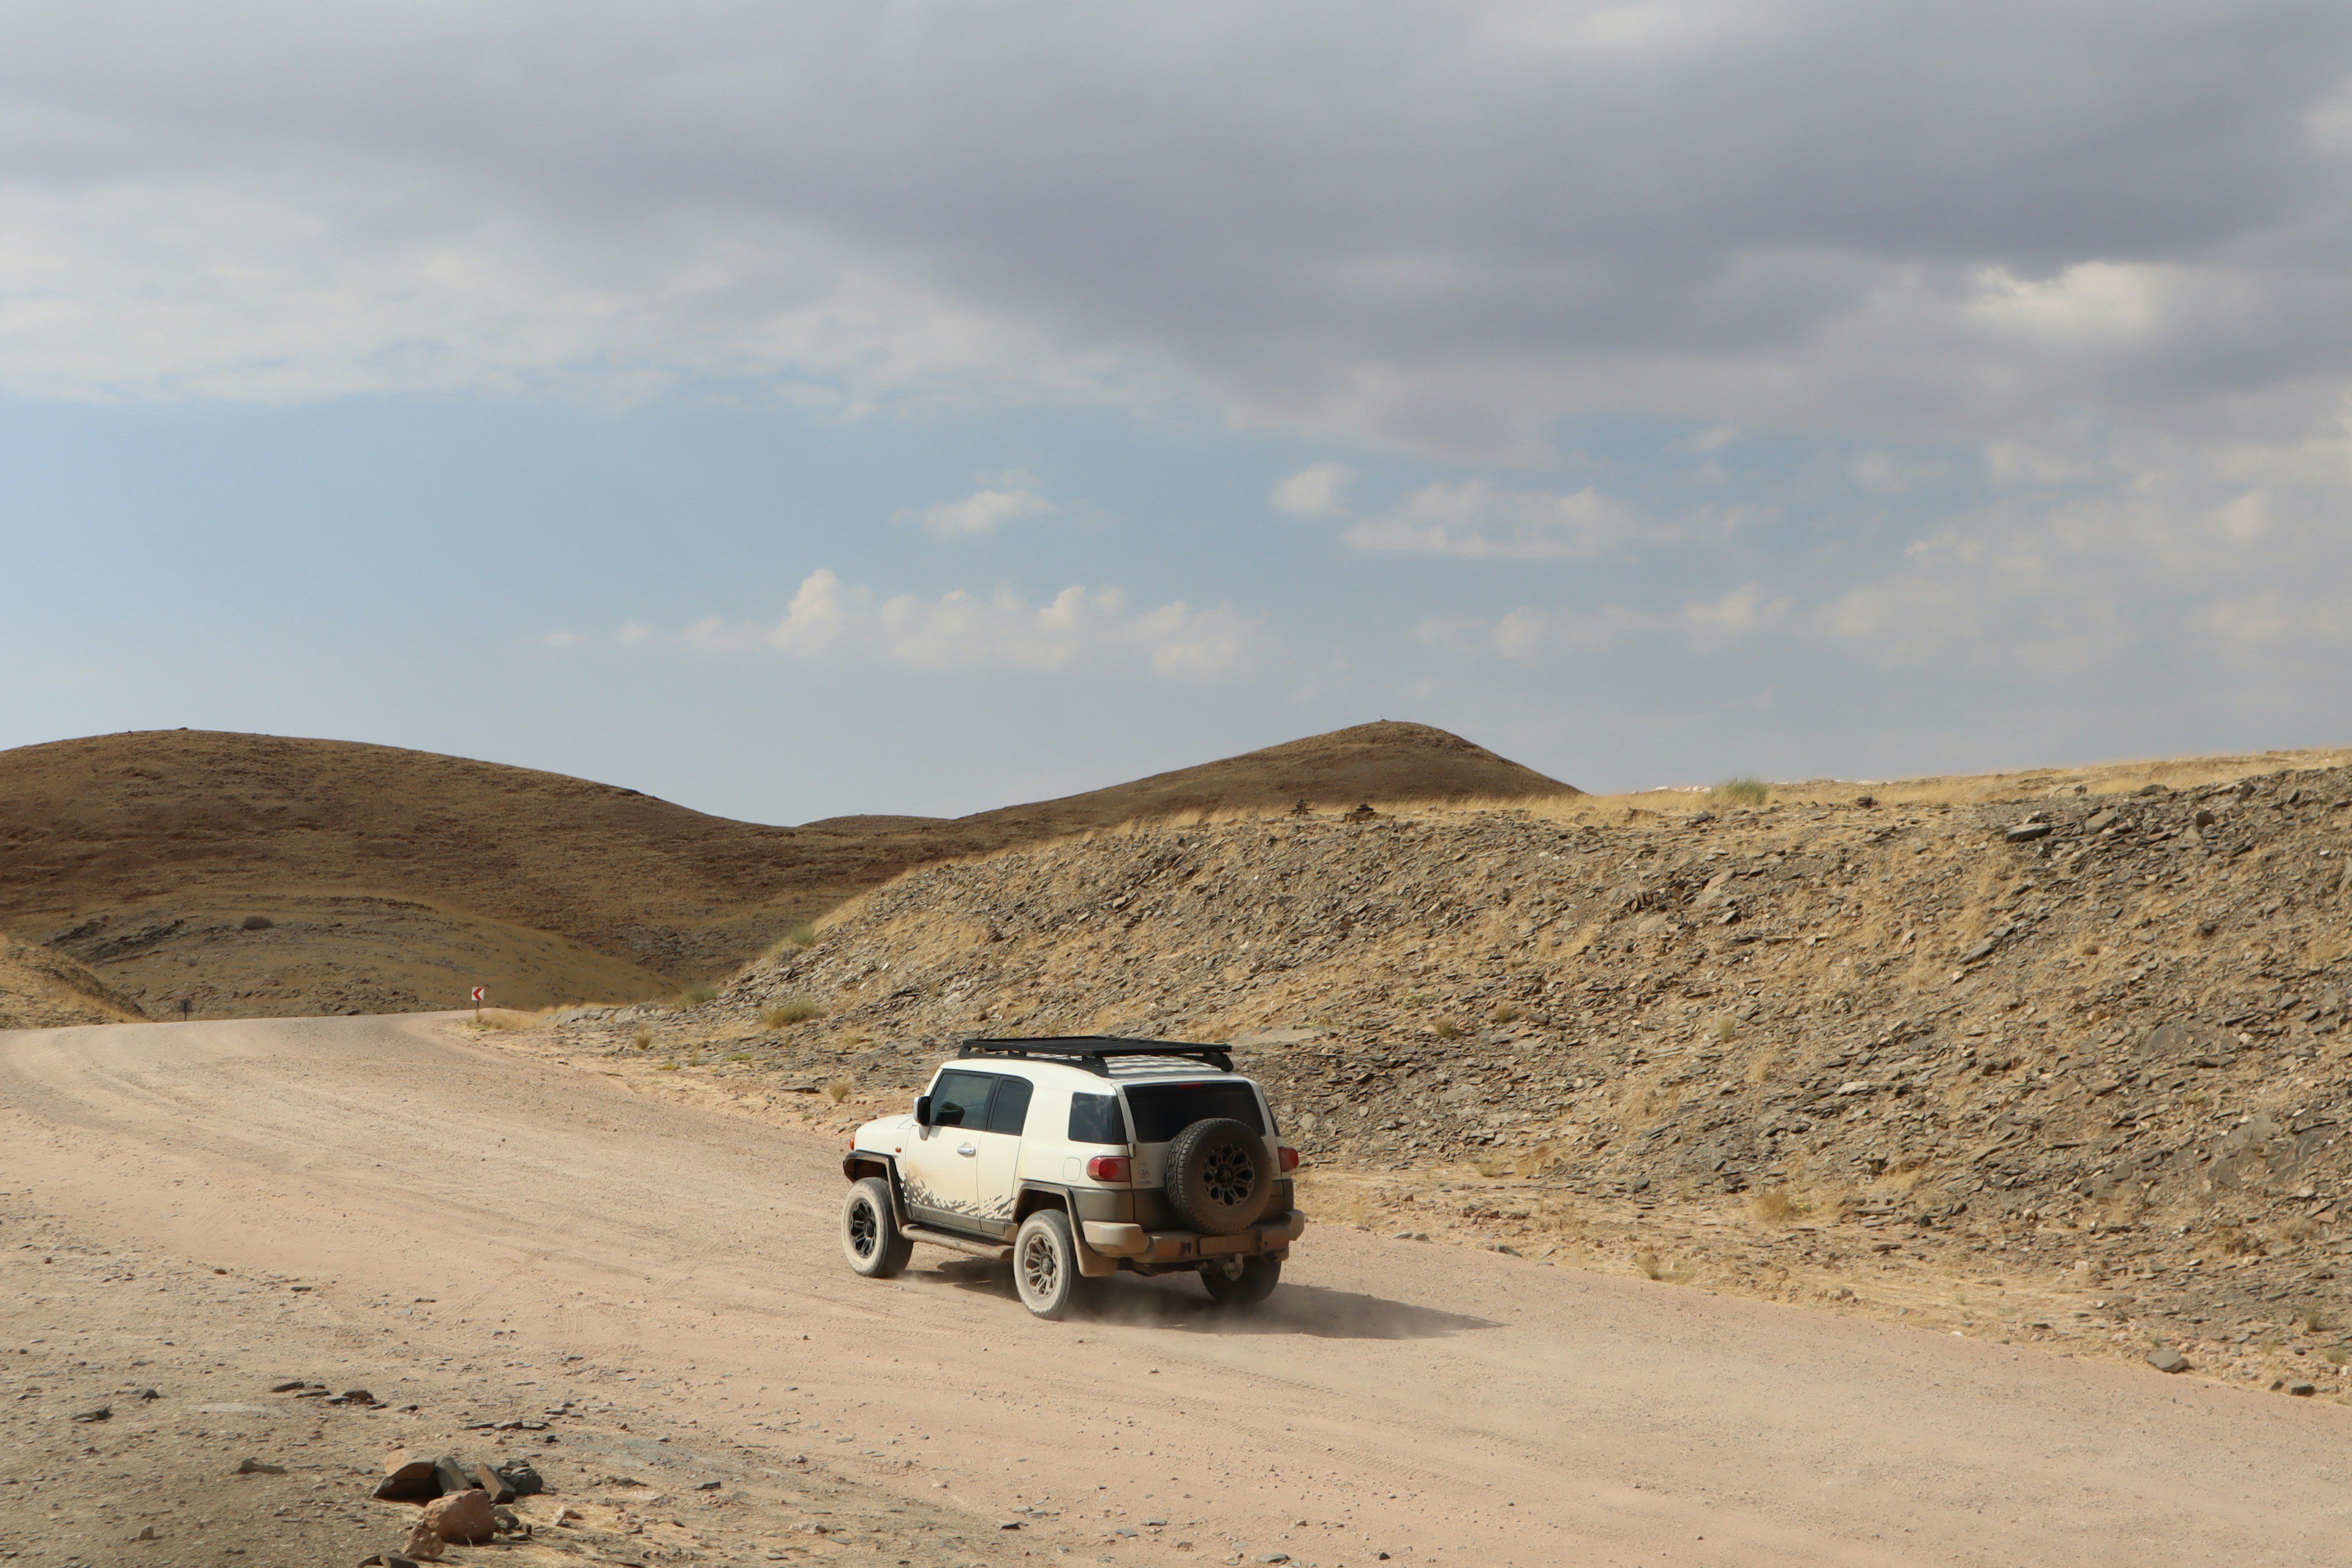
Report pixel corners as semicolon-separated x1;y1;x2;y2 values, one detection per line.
840;1038;1305;1318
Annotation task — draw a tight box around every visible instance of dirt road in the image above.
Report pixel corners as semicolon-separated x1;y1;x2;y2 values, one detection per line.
4;1015;2348;1567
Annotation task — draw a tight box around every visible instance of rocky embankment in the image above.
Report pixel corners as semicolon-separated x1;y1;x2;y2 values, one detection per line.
548;764;2352;1395
0;932;143;1028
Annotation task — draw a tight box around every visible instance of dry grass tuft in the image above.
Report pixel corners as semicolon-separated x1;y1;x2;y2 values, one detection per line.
631;1025;654;1050
678;983;720;1007
761;921;824;961
1711;777;1770;807
1433;1019;1464;1041
763;996;824;1029
1749;1188;1814;1223
823;1074;855;1103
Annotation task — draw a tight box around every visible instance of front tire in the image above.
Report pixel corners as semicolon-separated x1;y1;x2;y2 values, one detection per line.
1199;1256;1280;1308
1014;1210;1087;1320
841;1177;913;1279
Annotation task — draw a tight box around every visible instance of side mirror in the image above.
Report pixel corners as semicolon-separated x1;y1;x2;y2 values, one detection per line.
913;1095;933;1127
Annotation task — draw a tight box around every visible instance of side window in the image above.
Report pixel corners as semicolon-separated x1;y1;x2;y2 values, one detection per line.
929;1070;996;1129
984;1075;1035;1136
1067;1091;1126;1145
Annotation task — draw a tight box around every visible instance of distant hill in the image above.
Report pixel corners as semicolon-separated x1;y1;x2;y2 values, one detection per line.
0;721;1577;1018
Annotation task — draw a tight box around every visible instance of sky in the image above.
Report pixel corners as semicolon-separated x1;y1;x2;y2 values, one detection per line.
4;1;2351;823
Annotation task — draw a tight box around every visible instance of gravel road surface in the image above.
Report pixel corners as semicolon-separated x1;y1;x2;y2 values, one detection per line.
4;1013;2347;1567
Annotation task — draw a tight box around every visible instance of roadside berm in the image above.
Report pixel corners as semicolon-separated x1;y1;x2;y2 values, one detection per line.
534;753;2352;1396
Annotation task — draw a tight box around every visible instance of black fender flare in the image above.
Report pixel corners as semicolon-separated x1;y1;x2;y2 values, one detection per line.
842;1150;911;1227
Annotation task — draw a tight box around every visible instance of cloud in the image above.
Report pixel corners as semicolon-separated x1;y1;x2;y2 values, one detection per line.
908;482;1052;538
541;630;587;650
1272;462;1351;515
657;568;1268;680
0;1;2343;467
1420;583;1788;660
1344;480;1643;559
1847;450;1952;494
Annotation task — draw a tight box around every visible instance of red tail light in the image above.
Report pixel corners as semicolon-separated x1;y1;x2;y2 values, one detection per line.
1085;1155;1133;1182
1279;1146;1300;1172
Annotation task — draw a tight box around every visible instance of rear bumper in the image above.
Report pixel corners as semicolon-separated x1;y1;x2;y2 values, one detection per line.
1082;1208;1306;1262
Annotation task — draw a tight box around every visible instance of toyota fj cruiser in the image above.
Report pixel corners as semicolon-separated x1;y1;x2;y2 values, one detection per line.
839;1037;1305;1318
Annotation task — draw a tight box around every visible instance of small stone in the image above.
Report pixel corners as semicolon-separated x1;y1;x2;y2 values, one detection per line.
491;1505;526;1537
431;1455;477;1498
342;1389;377;1406
70;1406;111;1423
553;1507;584;1527
694;1479;722;1491
401;1518;447;1562
269;1381;306;1393
234;1457;286;1475
2147;1346;2190;1374
2003;822;2053;843
471;1461;516;1504
422;1487;497;1545
132;1525;157;1541
1853;795;1876;809
2290;1381;2318;1396
374;1452;440;1502
492;1458;546;1497
1491;1244;1521;1257
998;1519;1023;1529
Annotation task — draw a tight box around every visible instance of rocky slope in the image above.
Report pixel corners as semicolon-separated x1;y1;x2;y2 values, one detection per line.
545;753;2352;1395
0;720;1573;1016
0;933;144;1028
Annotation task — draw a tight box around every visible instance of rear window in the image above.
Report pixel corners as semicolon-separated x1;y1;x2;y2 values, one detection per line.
1067;1091;1126;1145
1122;1081;1266;1144
984;1076;1034;1136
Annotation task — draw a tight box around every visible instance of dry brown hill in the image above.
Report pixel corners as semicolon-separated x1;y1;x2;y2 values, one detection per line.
0;934;143;1030
0;720;1574;1018
545;744;2352;1395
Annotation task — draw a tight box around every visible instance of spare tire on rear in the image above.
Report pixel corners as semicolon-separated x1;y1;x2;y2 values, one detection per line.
1164;1117;1272;1234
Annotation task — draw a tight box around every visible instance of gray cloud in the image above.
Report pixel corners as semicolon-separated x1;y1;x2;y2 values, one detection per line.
1;2;2348;454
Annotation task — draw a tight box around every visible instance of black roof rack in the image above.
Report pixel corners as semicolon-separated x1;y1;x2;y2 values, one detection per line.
959;1036;1235;1076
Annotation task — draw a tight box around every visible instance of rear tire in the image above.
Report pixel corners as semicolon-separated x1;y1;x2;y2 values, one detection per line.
1199;1256;1281;1308
1014;1210;1087;1320
841;1176;913;1279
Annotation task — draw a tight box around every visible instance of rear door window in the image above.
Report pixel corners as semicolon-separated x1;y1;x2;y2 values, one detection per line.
928;1070;997;1129
983;1075;1034;1136
1066;1091;1126;1145
1122;1081;1266;1143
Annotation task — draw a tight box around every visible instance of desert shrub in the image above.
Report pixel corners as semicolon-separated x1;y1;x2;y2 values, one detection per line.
823;1075;854;1104
1491;1003;1521;1025
763;921;822;959
725;1052;753;1063
631;1027;653;1050
764;996;824;1029
678;984;720;1007
1749;1188;1814;1223
1711;777;1770;807
1433;1019;1463;1041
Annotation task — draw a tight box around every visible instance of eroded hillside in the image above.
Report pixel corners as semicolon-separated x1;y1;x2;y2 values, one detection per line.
0;935;143;1029
545;753;2352;1394
0;720;1574;1016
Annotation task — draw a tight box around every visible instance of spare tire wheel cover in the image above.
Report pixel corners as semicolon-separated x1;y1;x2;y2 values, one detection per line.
1164;1117;1271;1235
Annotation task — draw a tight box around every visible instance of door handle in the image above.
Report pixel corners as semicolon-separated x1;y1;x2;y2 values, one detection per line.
957;1143;978;1157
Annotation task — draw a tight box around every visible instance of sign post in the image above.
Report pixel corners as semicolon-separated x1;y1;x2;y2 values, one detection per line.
471;985;486;1022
